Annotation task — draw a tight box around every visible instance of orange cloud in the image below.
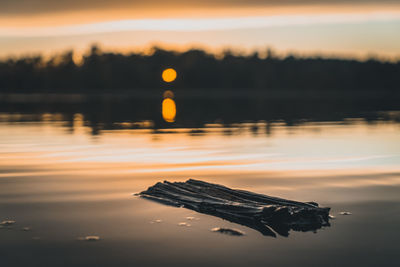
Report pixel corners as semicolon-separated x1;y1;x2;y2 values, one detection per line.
1;1;399;27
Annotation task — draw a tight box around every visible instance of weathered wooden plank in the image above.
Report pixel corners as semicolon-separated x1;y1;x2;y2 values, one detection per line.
139;179;331;237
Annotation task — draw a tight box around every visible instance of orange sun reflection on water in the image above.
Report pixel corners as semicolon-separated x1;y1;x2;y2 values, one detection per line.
162;98;176;123
163;90;174;99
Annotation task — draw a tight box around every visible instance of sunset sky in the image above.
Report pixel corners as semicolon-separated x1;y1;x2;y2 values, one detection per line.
1;0;399;60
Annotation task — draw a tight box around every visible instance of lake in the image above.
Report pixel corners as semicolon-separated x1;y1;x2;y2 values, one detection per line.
0;112;399;267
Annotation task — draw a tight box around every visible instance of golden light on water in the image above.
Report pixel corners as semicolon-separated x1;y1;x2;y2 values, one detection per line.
162;68;177;83
162;98;177;122
163;90;175;99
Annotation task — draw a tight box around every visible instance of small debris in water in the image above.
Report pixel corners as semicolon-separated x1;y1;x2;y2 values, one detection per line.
178;222;191;227
0;220;16;226
150;219;162;224
339;211;352;215
85;236;100;241
211;227;245;236
329;215;336;219
78;236;101;241
22;227;31;231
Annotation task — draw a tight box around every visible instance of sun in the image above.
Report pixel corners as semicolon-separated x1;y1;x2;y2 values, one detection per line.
162;68;177;83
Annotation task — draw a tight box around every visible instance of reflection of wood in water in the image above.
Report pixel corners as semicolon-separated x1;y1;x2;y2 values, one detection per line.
162;98;176;123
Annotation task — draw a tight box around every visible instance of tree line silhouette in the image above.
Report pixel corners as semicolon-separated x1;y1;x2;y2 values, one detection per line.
0;45;399;93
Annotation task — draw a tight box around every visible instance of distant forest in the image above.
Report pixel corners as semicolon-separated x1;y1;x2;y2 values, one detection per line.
0;45;399;93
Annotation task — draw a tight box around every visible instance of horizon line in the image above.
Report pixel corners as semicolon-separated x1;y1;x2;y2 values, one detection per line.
1;44;399;64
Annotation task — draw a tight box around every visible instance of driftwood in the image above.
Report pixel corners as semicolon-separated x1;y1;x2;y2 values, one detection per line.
138;179;331;237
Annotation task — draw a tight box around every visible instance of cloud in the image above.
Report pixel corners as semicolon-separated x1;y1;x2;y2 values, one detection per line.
0;0;398;16
2;13;400;37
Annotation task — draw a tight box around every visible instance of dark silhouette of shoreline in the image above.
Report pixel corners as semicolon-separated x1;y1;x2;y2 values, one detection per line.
0;45;399;93
1;94;399;135
1;45;399;133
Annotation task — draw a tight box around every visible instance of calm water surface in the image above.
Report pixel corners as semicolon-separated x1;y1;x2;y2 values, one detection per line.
0;114;399;267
